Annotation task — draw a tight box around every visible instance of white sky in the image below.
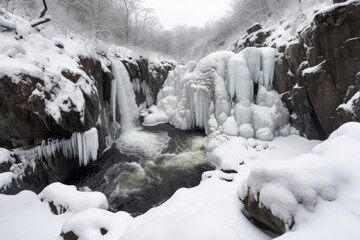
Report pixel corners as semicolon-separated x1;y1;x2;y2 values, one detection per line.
144;0;232;30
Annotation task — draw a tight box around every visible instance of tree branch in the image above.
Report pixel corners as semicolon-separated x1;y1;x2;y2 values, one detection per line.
39;0;48;18
30;15;51;28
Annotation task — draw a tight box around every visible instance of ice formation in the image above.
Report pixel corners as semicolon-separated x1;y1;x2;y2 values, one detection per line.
144;47;289;142
17;128;99;166
110;59;139;132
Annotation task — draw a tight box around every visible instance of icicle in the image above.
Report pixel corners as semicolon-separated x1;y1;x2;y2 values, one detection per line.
260;48;276;90
17;128;99;166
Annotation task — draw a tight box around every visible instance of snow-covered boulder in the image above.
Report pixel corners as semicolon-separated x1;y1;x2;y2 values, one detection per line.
239;122;360;235
39;183;108;215
61;208;133;240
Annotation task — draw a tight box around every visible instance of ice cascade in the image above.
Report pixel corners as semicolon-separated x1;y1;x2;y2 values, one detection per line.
144;47;289;142
16;128;99;166
110;59;139;133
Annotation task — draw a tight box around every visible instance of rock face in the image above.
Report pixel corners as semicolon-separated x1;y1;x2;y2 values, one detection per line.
0;54;172;194
234;2;360;139
233;24;272;53
122;57;173;106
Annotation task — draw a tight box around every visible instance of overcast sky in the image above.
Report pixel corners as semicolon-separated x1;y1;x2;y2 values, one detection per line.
144;0;232;30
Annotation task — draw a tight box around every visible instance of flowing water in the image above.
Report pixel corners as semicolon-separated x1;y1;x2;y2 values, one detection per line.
66;60;213;215
64;124;214;216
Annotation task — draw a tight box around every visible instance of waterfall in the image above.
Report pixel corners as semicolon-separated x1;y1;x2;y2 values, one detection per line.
110;59;139;133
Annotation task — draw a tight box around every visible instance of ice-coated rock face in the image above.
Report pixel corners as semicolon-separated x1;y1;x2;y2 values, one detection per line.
145;47;289;142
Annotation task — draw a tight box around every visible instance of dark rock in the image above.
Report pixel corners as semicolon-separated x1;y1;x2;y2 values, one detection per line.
55;42;64;49
273;2;360;139
303;62;342;136
61;231;78;240
312;3;360;97
43;200;68;215
333;0;347;4
121;58;173;106
100;228;108;235
232;2;360;139
221;169;238;174
289;86;326;139
247;23;263;35
274;56;293;93
242;190;294;236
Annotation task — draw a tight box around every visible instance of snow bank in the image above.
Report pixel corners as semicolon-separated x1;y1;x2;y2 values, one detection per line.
39;182;108;214
121;212;239;240
0;148;13;164
239;122;360;236
0;190;70;240
0;133;320;240
62;208;133;240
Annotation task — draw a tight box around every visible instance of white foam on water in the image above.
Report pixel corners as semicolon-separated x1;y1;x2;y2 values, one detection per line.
116;131;170;158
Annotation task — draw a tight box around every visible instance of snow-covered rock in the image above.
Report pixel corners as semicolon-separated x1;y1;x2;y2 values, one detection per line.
239;122;360;236
39;182;108;215
61;209;133;240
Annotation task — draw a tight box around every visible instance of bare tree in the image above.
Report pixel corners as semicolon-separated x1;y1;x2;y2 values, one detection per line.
0;0;50;30
114;0;141;43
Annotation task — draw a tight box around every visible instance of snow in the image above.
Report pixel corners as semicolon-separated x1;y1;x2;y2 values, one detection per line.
302;61;324;76
222;116;239;136
0;132;321;240
0;172;14;189
62;209;133;240
337;91;360;114
0;191;70;240
239;122;360;239
255;127;274;141
239;123;255;139
0;11;97;124
0;148;12;164
39;182;108;214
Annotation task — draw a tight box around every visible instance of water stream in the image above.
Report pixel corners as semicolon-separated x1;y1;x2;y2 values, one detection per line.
64;124;214;216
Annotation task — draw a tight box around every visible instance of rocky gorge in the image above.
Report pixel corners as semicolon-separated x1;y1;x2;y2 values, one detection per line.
0;1;359;239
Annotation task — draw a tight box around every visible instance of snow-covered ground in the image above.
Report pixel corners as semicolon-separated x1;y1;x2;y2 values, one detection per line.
2;123;360;240
0;132;319;240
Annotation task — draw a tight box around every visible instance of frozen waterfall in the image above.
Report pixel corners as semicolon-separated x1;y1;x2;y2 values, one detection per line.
144;47;289;142
110;59;139;133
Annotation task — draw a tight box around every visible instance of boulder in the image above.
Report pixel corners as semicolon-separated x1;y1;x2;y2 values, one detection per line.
242;190;293;235
247;23;262;35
